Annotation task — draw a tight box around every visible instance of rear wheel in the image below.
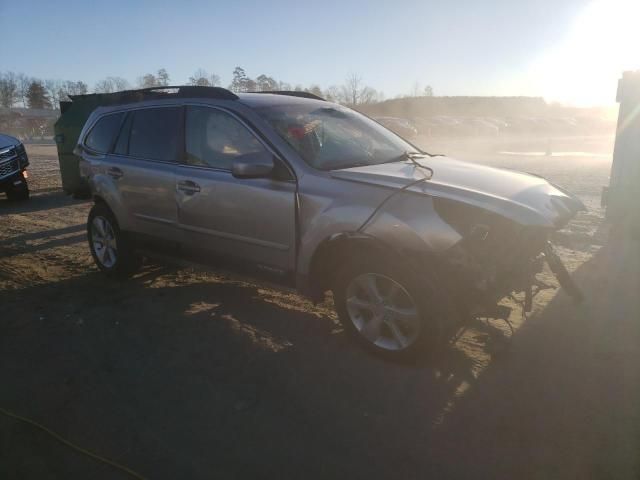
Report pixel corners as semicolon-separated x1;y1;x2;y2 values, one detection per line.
88;203;141;278
333;257;442;360
5;173;29;201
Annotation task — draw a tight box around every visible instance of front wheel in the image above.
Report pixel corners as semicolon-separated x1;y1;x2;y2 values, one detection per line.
87;203;140;278
333;257;442;360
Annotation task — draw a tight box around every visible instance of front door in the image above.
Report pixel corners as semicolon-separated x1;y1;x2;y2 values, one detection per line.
176;106;296;272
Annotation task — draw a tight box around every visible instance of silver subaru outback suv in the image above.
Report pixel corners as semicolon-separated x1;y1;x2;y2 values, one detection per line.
77;86;583;358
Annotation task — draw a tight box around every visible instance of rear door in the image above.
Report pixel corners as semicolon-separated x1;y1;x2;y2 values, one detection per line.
175;105;297;272
109;106;182;241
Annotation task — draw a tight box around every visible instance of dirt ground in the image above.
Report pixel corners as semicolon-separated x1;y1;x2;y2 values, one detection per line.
1;138;639;479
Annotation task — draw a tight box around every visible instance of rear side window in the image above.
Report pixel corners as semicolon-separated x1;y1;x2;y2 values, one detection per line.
84;113;124;153
113;113;133;155
129;107;182;162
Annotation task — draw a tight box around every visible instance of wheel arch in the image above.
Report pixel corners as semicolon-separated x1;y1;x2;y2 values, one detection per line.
90;183;129;230
305;232;417;303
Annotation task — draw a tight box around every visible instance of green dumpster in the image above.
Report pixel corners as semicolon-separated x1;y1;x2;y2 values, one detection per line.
54;97;98;195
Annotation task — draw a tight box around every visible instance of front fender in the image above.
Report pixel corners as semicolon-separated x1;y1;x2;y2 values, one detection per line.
361;192;462;256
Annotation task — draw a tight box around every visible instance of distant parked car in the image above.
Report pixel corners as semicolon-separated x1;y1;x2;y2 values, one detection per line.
373;116;418;139
0;133;30;201
459;118;500;136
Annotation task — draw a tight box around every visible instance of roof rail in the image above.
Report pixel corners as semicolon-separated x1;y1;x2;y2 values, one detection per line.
253;90;326;101
68;85;238;104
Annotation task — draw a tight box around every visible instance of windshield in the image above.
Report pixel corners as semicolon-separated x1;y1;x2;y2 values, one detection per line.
256;103;420;170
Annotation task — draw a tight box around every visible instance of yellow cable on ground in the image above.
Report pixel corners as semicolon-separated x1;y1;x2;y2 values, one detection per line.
0;406;147;480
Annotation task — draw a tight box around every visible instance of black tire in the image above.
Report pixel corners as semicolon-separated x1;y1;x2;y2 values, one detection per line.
5;174;29;201
333;255;444;360
87;202;141;278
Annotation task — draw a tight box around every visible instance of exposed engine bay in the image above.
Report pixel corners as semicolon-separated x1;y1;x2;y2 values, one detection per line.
434;196;583;330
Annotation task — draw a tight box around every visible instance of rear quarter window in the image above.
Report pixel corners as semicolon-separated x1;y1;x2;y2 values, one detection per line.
84;113;125;153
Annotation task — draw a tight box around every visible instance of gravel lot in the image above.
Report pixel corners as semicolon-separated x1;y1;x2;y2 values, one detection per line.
1;138;639;479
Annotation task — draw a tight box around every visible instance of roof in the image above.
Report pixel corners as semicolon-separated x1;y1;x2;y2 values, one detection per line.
68;86;238;105
236;92;328;108
65;86;327;110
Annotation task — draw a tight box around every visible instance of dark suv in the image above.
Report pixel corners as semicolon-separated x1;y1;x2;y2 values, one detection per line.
77;86;583;358
0;133;30;201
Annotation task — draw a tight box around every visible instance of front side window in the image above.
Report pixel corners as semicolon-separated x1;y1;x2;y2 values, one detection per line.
185;106;267;170
84;113;124;153
129;107;182;161
256;104;419;170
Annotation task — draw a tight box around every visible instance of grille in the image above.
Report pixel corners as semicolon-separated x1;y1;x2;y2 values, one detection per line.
17;145;28;166
0;146;17;162
0;158;19;178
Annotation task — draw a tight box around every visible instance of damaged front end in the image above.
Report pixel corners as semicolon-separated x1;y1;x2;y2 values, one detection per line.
433;197;583;323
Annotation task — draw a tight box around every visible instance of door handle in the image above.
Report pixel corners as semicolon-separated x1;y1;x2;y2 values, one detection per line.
177;180;201;195
107;167;123;179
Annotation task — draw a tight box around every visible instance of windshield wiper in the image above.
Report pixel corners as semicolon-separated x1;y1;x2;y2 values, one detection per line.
384;151;434;179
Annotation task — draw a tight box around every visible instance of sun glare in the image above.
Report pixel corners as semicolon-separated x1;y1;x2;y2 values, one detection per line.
529;0;640;106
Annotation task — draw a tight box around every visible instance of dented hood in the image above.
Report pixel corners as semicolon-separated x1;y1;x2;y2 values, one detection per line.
331;156;585;228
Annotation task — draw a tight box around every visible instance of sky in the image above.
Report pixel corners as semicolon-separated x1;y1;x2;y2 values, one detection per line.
1;0;639;106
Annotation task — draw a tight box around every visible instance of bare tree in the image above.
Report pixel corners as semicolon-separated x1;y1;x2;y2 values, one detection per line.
58;80;88;101
188;69;210;86
93;78;112;93
256;74;278;92
137;68;170;88
424;85;434;97
340;74;380;105
157;68;170;86
209;73;221;87
16;73;31;107
306;85;324;98
0;72;19;108
342;73;363;105
112;77;129;91
188;69;220;87
44;79;62;109
138;73;157;88
94;77;130;93
245;78;257;91
324;85;343;103
359;86;380;104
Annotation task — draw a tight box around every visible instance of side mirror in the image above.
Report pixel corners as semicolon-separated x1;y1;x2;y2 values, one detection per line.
231;152;275;179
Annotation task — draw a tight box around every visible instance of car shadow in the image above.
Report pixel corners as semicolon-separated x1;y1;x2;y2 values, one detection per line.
0;190;88;215
3;230;634;479
0;224;86;257
421;233;640;479
0;261;479;479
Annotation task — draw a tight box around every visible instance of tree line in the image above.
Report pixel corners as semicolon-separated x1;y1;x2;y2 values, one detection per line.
0;67;433;110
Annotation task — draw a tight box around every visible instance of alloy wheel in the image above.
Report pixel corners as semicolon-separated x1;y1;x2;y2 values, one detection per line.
345;273;420;351
91;216;117;269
